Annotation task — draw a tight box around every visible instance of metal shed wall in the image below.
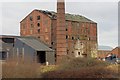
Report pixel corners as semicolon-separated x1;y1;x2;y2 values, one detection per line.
14;38;55;64
14;39;36;63
46;51;55;65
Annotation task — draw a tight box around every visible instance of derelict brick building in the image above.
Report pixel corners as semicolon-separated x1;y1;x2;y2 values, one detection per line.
20;0;98;63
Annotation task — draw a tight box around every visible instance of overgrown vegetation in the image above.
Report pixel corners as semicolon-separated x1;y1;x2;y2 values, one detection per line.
2;57;119;78
42;58;119;78
2;61;40;78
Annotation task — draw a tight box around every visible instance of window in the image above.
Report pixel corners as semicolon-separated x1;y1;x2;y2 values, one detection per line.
37;23;40;27
29;16;33;21
72;37;74;40
1;52;7;60
85;35;87;37
78;52;80;55
66;28;68;31
66;35;68;39
37;16;40;20
31;24;34;28
30;30;33;34
38;29;40;33
51;42;54;45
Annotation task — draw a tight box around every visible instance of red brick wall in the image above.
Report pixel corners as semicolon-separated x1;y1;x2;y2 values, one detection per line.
20;10;52;46
51;19;97;57
56;0;67;63
20;10;98;61
112;47;120;58
98;50;111;58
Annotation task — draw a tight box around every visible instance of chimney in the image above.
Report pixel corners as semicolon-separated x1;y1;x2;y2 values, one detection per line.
56;0;67;63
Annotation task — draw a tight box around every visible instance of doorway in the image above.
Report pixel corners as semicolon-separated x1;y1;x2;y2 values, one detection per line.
37;51;46;64
0;51;7;60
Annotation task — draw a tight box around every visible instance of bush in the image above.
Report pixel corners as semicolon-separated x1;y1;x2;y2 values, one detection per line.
42;57;119;78
58;57;110;70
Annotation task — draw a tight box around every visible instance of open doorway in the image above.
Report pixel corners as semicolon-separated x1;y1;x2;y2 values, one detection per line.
0;51;7;60
37;51;46;64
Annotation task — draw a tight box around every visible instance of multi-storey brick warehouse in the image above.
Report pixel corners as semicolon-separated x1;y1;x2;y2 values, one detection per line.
20;1;97;62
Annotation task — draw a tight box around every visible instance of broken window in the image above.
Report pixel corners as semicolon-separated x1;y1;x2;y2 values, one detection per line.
78;52;80;55
37;16;40;20
0;52;7;60
37;23;40;27
31;24;34;28
72;37;74;40
51;42;54;45
38;29;40;33
66;28;68;31
30;16;33;21
66;35;68;39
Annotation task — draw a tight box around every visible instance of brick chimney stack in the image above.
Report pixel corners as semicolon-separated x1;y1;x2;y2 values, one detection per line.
56;0;67;63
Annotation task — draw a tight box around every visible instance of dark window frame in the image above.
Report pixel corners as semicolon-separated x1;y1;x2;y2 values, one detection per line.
37;16;40;20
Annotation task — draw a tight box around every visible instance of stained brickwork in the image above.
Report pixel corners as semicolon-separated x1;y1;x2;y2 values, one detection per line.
98;50;111;58
20;0;98;63
20;10;52;47
56;0;67;63
111;47;120;58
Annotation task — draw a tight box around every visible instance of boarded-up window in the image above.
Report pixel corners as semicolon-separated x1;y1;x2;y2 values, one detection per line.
30;30;33;34
45;35;49;40
45;28;48;32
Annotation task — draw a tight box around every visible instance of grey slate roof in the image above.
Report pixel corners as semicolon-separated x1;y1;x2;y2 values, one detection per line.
38;10;96;23
17;37;54;51
98;45;113;51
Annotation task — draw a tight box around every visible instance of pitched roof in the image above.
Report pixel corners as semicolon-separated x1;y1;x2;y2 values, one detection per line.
0;39;5;51
38;10;96;23
17;37;54;51
98;45;113;51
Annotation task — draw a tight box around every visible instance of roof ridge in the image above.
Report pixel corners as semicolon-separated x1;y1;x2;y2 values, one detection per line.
33;9;96;23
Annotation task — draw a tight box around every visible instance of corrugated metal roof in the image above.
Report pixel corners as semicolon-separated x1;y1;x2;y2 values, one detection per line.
0;40;3;51
98;45;113;51
38;10;96;23
17;37;54;51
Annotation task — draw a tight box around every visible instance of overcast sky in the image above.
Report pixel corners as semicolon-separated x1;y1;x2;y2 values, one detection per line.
0;0;119;48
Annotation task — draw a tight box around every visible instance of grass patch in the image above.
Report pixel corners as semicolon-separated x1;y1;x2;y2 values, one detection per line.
2;61;40;78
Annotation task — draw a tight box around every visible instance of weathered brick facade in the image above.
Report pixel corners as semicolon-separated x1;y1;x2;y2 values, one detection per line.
56;0;67;63
20;0;98;63
97;50;111;58
20;10;52;47
111;47;120;58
